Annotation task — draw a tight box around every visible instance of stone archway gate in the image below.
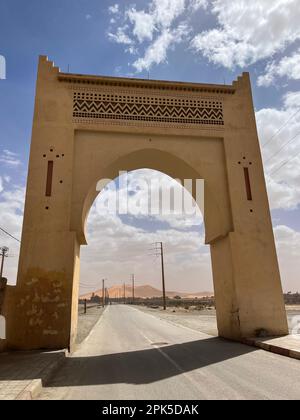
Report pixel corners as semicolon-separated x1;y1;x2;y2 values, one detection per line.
1;56;288;351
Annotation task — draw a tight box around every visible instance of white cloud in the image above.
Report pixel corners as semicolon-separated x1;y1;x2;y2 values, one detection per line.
126;45;138;56
133;25;189;72
107;0;193;72
79;169;208;294
151;0;186;29
0;55;5;80
256;91;300;210
107;26;133;45
0;175;10;194
190;0;208;11
95;169;203;229
192;0;300;69
126;8;156;43
0;149;21;167
258;48;300;86
108;4;119;14
274;225;300;292
85;14;92;20
0;186;24;284
106;0;300;75
283;91;300;109
81;205;209;295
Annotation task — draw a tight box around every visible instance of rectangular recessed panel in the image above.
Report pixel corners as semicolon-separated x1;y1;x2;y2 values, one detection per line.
243;167;252;201
45;161;54;197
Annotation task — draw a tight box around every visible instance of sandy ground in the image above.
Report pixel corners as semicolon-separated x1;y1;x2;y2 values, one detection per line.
286;306;300;334
135;305;300;336
77;304;105;344
135;306;218;336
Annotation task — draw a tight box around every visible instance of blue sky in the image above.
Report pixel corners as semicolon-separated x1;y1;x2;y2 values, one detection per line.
0;0;300;293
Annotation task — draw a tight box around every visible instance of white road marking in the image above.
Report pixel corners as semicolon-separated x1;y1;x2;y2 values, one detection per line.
139;330;230;400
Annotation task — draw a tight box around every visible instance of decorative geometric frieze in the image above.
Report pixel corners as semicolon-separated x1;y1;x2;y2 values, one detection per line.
73;92;224;126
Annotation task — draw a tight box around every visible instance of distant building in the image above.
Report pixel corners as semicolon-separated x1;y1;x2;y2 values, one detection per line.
284;293;300;304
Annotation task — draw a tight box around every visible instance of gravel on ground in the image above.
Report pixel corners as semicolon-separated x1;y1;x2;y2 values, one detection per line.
77;304;106;344
134;304;300;337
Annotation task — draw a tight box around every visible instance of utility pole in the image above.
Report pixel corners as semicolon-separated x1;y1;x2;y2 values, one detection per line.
102;279;105;308
159;242;166;311
84;299;87;314
150;242;166;310
132;274;135;304
0;247;9;279
124;283;126;305
105;288;109;306
106;288;111;305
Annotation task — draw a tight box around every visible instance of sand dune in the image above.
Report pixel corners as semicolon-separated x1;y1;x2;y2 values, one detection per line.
80;284;213;300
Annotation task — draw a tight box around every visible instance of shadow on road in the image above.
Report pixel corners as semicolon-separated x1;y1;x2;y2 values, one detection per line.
0;337;256;387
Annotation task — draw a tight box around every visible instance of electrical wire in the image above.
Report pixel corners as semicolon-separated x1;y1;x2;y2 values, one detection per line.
268;149;300;177
265;131;300;164
0;227;21;243
262;107;300;148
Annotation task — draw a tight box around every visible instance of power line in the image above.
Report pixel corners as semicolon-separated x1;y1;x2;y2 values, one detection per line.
268;149;300;177
79;282;99;287
262;107;300;148
0;227;21;243
265;131;300;164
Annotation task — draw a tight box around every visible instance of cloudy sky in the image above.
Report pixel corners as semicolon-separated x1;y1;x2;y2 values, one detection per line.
0;0;299;294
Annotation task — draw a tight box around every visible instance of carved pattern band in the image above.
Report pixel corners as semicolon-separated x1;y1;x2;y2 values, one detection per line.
73;92;224;126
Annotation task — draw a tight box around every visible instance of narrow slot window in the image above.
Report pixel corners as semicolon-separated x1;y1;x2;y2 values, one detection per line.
243;167;252;201
45;161;54;197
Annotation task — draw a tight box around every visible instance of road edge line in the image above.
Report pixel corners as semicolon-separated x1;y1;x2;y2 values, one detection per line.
76;305;108;350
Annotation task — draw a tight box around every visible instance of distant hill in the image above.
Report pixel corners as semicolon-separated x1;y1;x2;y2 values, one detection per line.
80;284;213;300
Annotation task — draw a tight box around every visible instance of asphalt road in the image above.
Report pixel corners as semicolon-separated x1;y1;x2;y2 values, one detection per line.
38;305;300;400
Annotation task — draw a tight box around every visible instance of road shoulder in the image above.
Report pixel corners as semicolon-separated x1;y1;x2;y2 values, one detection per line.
134;305;300;362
